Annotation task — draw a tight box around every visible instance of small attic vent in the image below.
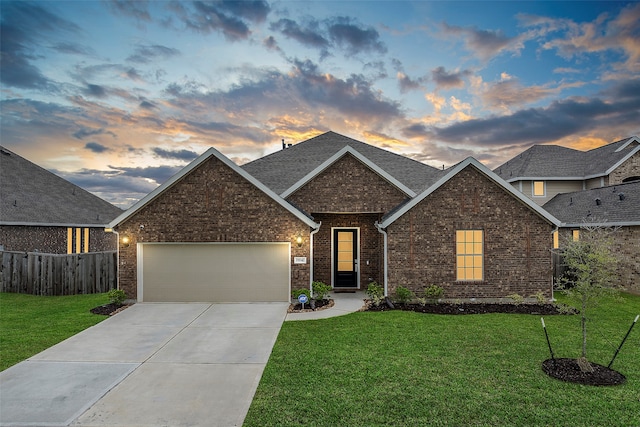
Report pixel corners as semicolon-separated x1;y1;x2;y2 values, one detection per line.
619;193;626;201
595;198;601;206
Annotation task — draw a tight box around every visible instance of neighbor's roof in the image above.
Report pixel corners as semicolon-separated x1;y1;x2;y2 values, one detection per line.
494;136;640;182
0;146;122;227
543;180;640;226
241;131;444;195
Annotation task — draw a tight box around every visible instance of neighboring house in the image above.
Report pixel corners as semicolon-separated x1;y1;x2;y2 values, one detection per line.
0;146;122;254
494;136;640;206
109;131;560;303
543;181;640;293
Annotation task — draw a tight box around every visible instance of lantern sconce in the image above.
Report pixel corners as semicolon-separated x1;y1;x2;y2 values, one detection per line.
121;235;130;248
296;233;303;247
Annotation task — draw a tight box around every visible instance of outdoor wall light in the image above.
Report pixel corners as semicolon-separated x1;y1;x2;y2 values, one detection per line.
121;236;130;248
296;234;303;247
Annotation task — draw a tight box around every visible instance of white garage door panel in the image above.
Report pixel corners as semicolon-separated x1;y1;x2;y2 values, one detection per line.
141;243;290;302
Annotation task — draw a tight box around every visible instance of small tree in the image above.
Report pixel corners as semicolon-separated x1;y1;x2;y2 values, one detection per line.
555;223;623;366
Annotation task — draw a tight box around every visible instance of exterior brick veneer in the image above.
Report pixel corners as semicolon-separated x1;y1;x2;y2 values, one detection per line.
287;153;409;213
558;226;640;293
115;156;312;299
609;151;640;184
311;213;384;289
0;225;116;253
386;166;554;299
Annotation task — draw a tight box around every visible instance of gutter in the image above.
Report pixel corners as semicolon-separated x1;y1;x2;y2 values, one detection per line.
110;228;121;292
309;222;322;292
374;221;388;297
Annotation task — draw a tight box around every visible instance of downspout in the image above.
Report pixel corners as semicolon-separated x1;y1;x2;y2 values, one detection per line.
374;221;388;297
551;226;559;302
309;222;322;292
110;228;120;291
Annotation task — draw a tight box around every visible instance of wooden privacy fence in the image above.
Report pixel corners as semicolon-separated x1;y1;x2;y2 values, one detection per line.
0;251;117;296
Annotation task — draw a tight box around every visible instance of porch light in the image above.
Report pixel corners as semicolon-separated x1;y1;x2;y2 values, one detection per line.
121;236;130;247
296;234;303;247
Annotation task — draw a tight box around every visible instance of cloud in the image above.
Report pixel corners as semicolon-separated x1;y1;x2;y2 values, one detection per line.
84;142;110;153
73;127;117;140
151;147;199;161
270;16;386;58
326;16;387;55
431;66;472;90
429;79;640;146
396;72;424;93
441;22;522;61
519;3;640;72
49;42;95;56
270;18;330;56
0;2;80;89
173;0;271;41
83;84;108;98
126;44;181;63
107;0;151;22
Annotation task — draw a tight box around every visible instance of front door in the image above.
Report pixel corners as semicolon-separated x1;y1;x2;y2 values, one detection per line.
333;229;358;288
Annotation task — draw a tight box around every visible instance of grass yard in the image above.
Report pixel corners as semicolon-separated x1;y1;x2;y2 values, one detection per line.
0;292;110;371
245;293;640;426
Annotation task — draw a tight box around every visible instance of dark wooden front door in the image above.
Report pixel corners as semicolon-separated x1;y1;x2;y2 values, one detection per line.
334;229;358;288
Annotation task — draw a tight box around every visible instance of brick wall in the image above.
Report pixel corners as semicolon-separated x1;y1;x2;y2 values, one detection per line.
115;156;312;299
386;166;554;299
0;225;116;253
311;213;383;289
287;153;409;214
558;226;640;294
609;151;640;184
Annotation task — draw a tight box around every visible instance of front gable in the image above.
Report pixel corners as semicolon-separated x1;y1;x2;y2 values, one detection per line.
285;151;410;214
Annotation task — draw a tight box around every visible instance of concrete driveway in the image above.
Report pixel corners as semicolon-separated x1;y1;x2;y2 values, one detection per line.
0;302;289;427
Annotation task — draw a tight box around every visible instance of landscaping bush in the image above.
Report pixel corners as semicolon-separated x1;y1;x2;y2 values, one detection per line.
107;289;126;305
393;286;414;304
366;281;385;306
311;281;332;301
291;288;311;300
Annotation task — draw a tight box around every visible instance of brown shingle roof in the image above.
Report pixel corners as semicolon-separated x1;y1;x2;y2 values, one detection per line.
0;146;122;226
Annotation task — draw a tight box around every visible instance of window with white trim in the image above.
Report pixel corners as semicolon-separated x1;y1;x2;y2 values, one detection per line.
533;181;545;197
456;230;483;281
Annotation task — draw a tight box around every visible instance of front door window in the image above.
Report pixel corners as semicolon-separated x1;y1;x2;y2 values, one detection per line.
334;229;358;288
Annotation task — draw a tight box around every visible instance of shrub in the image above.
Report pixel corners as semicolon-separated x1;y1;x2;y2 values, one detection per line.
423;284;444;301
311;281;332;301
107;289;126;306
292;288;311;300
393;286;414;305
531;291;546;304
366;282;385;307
506;293;524;305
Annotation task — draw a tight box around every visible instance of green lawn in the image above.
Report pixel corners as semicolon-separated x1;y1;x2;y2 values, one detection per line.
0;292;110;371
245;293;640;427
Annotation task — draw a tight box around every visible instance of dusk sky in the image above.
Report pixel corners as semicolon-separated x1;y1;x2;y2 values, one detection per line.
1;1;639;208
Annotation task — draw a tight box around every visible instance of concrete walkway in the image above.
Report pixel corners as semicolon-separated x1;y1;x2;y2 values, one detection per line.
285;291;366;321
0;303;288;427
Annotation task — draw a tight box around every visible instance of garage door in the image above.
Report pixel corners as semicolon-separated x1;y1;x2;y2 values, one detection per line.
139;243;290;302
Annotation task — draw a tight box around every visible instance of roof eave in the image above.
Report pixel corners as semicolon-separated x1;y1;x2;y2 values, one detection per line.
0;221;111;227
380;157;562;228
109;147;319;229
279;146;417;199
560;221;640;228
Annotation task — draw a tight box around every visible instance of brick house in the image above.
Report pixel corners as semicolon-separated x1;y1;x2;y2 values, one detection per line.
543;181;640;293
109;132;560;302
0;146;121;254
494;136;640;206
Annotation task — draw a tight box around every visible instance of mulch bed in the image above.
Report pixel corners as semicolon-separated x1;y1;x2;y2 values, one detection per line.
365;301;575;315
542;358;626;386
90;303;131;316
288;299;334;313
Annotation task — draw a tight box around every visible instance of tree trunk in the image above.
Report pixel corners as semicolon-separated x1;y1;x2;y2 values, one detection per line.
581;294;587;359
